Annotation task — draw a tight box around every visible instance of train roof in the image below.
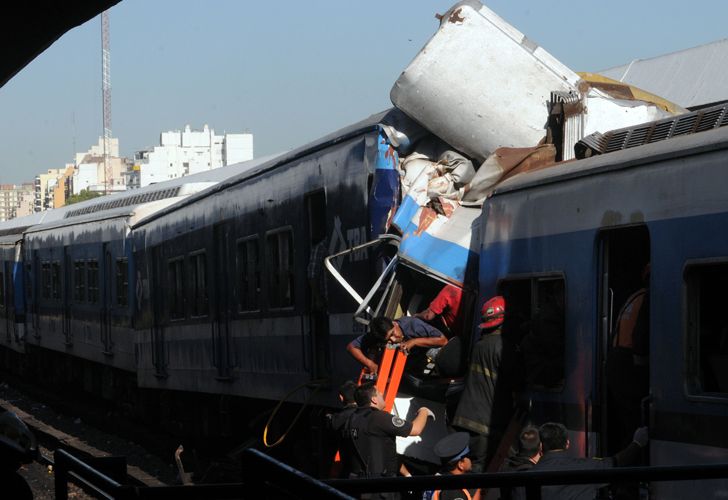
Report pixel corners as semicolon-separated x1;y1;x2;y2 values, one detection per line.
491;123;728;197
0;152;282;237
132;108;396;229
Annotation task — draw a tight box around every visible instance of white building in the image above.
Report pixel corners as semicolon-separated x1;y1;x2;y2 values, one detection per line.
73;157;127;195
135;124;253;188
71;137;126;195
34;168;66;212
0;183;34;221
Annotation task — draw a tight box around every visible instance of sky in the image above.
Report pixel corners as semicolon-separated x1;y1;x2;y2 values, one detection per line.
1;0;727;184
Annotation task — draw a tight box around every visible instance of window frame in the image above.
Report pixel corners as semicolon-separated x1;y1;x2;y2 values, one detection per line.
51;260;61;301
115;258;129;307
188;250;209;318
684;258;728;403
265;226;295;311
86;260;99;304
74;260;87;303
41;261;51;300
497;272;567;393
167;256;186;321
236;235;261;313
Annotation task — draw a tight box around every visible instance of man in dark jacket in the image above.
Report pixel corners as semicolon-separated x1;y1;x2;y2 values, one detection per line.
452;296;515;472
533;422;648;500
328;380;358;478
344;382;434;499
499;426;541;500
346;316;447;376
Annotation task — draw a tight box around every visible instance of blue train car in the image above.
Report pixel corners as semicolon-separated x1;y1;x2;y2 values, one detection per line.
0;231;26;353
0;158;271;390
130;110;408;404
478;122;728;497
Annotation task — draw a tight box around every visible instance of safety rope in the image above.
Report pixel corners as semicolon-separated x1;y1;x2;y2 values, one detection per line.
262;378;329;448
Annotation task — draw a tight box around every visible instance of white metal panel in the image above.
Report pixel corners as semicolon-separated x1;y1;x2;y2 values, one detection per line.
600;39;728;108
391;0;580;161
393;393;448;464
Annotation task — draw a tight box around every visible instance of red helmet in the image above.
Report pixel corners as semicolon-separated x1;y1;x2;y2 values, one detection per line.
479;296;505;329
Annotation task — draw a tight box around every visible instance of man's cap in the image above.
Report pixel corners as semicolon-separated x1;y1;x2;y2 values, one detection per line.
434;432;470;463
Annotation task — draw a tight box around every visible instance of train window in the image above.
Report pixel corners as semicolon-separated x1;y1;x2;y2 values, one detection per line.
41;262;51;300
188;252;208;317
87;261;99;303
236;236;260;312
51;261;61;300
499;276;565;391
74;261;86;302
686;263;728;395
168;257;185;320
267;228;295;309
115;259;128;307
0;269;4;306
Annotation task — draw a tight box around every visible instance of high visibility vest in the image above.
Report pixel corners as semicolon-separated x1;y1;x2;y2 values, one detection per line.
613;288;646;349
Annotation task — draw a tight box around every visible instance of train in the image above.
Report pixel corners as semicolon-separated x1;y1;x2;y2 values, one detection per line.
477;104;728;498
2;92;728;497
0;108;462;469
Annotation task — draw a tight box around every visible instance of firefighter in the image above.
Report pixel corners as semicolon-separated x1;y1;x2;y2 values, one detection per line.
452;296;515;472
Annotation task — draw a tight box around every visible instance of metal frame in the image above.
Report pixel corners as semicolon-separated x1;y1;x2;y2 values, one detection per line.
54;447;728;500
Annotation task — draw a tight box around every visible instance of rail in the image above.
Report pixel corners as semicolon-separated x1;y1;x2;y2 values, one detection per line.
53;447;728;499
326;463;728;499
54;447;353;499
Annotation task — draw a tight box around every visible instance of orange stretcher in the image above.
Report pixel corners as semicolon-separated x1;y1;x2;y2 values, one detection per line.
331;344;408;476
360;344;408;410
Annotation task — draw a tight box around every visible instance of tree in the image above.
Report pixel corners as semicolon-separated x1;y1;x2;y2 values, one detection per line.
66;189;103;205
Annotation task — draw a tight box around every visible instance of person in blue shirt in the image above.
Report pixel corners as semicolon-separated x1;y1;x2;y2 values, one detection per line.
346;316;447;376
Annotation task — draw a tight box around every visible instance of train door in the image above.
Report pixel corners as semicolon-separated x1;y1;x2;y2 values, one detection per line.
305;190;329;379
101;243;113;354
6;260;17;342
31;250;40;340
150;245;167;377
62;246;72;345
3;261;10;343
213;224;233;379
597;225;651;458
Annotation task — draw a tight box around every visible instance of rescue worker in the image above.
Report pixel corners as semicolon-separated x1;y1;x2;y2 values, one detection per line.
414;284;465;339
345;382;434;498
533;422;648;500
427;431;480;500
607;263;650;452
328;380;358;478
0;411;38;500
452;296;515;472
346;316;447;376
499;426;541;500
415;284;469;377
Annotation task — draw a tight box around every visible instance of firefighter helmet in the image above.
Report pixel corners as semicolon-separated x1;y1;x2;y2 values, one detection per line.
479;295;505;329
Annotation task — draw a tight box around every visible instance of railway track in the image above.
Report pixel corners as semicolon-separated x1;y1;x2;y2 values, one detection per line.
0;378;176;497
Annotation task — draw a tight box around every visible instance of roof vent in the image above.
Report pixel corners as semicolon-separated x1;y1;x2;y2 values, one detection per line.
575;102;728;159
64;186;182;219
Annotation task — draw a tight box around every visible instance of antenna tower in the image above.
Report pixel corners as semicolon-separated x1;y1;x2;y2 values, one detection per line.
101;11;112;194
